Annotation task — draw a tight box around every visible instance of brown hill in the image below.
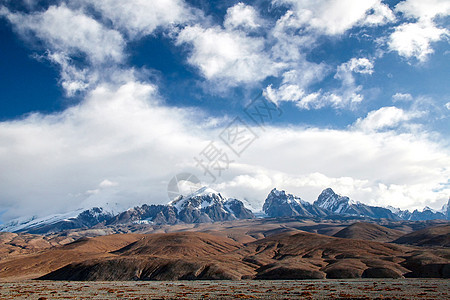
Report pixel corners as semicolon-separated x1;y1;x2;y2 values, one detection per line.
1;221;449;281
333;222;404;242
113;232;242;257
0;232;69;260
40;232;252;281
238;231;410;279
393;224;450;247
37;231;450;281
0;234;144;281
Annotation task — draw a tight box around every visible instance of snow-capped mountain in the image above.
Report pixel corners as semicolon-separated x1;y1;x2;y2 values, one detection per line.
2;187;447;234
387;206;412;220
314;188;400;220
0;187;255;234
108;187;254;225
0;207;116;234
169;187;254;223
263;188;328;217
408;206;446;221
107;204;178;225
387;199;449;221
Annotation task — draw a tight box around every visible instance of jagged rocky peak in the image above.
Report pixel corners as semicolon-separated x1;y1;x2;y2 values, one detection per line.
168;186;254;224
169;186;226;211
263;188;328;218
265;188;305;205
314;188;352;212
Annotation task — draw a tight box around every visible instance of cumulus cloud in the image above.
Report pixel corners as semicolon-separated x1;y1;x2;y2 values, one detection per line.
0;0;449;223
353;106;418;131
213;127;450;210
1;92;449;220
224;2;262;30
176;25;283;86
3;4;125;64
263;61;329;105
388;21;448;62
362;2;396;25
0;80;208;219
273;0;394;35
266;57;373;109
80;0;195;38
44;52;95;96
395;0;450;21
335;57;374;86
392;92;413;102
386;0;450;62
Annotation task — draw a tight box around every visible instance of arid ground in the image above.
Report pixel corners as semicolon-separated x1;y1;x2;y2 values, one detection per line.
0;279;449;299
1;218;448;299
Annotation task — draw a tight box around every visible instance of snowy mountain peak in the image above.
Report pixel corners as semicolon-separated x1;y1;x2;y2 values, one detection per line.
0;206;115;234
314;188;351;213
422;206;436;213
386;205;400;214
169;186;226;212
263;188;329;218
187;186;220;198
269;188;283;197
267;188;305;205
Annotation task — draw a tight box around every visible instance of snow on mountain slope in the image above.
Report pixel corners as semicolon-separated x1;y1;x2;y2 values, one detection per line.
0;210;83;233
0;204;122;234
263;188;328;217
313;188;400;220
169;187;226;212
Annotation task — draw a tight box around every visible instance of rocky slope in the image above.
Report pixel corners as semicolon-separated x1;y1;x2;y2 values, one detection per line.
0;187;254;234
393;224;450;247
314;188;400;220
36;230;450;281
1;220;449;281
333;222;404;242
263;188;328;218
1;187;447;235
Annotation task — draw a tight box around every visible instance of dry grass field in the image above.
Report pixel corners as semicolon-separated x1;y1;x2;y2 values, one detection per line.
0;279;449;299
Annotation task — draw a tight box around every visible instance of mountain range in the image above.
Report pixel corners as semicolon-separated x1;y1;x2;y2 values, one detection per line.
1;187;448;234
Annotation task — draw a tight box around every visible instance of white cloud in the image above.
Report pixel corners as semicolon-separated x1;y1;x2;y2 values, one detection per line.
264;57;373;109
273;0;394;35
264;84;304;104
0;80;208;219
0;83;448;219
395;0;450;21
335;57;374;86
44;52;95;96
80;0;195;38
176;25;283;85
0;0;449;223
270;10;318;61
99;179;118;188
363;2;396;25
388;20;448;62
353;106;418;131
3;4;125;64
224;3;261;30
214;127;450;210
445;102;450;110
392;92;413;102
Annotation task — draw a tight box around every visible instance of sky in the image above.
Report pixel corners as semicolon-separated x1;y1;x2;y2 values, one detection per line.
0;0;449;222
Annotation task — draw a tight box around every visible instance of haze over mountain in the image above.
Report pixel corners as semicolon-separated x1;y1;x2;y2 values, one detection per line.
1;187;447;235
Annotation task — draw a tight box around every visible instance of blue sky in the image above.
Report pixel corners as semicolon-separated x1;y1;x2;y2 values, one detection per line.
0;0;449;221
